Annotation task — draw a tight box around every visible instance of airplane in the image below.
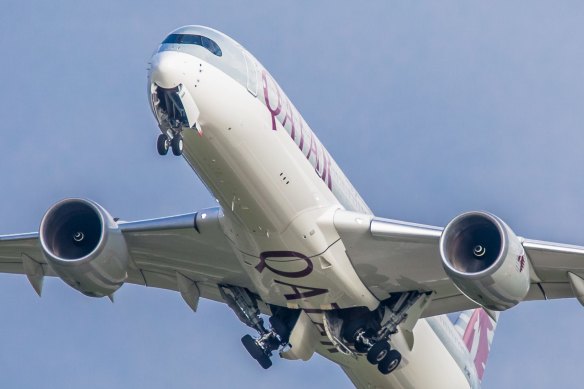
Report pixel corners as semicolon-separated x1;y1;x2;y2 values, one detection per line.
1;25;583;388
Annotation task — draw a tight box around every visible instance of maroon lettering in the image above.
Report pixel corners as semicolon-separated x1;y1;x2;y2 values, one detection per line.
297;118;305;150
256;251;313;278
320;151;332;190
261;72;334;190
262;71;281;131
274;279;328;300
282;99;297;139
307;320;327;337
302;308;324;314
305;132;320;171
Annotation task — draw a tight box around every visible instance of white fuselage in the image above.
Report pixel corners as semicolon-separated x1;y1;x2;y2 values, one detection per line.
147;26;475;388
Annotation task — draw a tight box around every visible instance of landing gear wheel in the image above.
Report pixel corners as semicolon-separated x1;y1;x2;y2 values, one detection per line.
241;335;272;369
241;335;263;360
157;134;169;155
367;341;390;365
255;352;273;369
378;349;402;375
171;135;183;156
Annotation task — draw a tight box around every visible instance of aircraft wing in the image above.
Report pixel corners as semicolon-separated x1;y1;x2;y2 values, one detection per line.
334;210;584;317
3;206;582;317
0;207;254;307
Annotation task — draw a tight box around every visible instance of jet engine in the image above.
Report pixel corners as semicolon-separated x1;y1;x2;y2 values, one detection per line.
39;198;130;297
439;211;530;311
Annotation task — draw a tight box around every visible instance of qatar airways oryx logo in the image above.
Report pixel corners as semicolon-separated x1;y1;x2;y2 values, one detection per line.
462;309;496;381
517;253;526;273
261;71;333;190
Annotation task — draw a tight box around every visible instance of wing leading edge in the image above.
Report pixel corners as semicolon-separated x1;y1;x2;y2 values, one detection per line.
0;207;254;306
2;207;584;317
334;210;584;317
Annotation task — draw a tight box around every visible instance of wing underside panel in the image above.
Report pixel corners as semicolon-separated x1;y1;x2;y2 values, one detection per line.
0;208;254;305
335;210;584;317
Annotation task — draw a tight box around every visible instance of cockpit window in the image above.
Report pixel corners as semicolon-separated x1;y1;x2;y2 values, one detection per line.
162;34;223;57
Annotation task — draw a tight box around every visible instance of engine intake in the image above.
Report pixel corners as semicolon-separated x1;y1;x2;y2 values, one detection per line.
40;199;130;297
439;211;530;311
41;201;103;260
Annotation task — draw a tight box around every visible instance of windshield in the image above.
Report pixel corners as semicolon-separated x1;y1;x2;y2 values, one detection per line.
162;34;222;57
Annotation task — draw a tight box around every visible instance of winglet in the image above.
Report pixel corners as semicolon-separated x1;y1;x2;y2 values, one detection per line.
21;254;44;297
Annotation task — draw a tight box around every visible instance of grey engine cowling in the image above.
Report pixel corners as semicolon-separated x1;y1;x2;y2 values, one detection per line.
439;211;530;311
39;198;129;297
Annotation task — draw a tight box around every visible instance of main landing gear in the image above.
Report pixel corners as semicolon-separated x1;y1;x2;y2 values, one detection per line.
220;286;300;369
336;291;426;375
240;315;292;369
157;133;183;156
344;323;402;375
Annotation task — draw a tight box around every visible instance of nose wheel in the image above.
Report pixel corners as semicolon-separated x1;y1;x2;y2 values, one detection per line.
171;135;183;156
157;134;170;155
157;133;183;156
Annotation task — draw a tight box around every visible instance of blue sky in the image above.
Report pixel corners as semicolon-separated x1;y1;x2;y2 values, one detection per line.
1;1;583;387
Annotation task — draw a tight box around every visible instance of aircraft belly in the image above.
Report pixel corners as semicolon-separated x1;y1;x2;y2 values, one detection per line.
177;62;378;310
318;319;471;389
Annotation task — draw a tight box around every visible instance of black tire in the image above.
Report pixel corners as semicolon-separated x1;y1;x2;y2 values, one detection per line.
171;135;183;156
257;354;273;370
241;335;264;360
367;341;390;365
378;349;402;375
342;320;366;343
241;335;273;369
157;134;169;155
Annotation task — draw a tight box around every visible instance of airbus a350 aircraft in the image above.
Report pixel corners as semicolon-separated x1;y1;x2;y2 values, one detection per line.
2;25;583;388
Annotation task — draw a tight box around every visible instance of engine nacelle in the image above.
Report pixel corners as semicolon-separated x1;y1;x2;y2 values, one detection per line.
39;198;130;297
439;211;530;311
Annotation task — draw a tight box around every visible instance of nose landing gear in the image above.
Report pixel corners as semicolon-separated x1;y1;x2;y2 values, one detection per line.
157;134;170;155
152;84;194;158
157;133;183;156
170;134;183;156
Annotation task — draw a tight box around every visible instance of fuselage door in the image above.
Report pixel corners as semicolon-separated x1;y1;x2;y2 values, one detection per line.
243;50;258;96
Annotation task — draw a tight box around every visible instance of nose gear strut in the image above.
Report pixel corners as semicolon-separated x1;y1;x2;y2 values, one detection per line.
152;84;199;157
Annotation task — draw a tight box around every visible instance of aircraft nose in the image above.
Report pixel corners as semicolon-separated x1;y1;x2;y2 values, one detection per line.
149;51;188;89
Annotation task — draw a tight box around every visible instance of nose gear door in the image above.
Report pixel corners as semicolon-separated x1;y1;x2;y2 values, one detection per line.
152;84;199;130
